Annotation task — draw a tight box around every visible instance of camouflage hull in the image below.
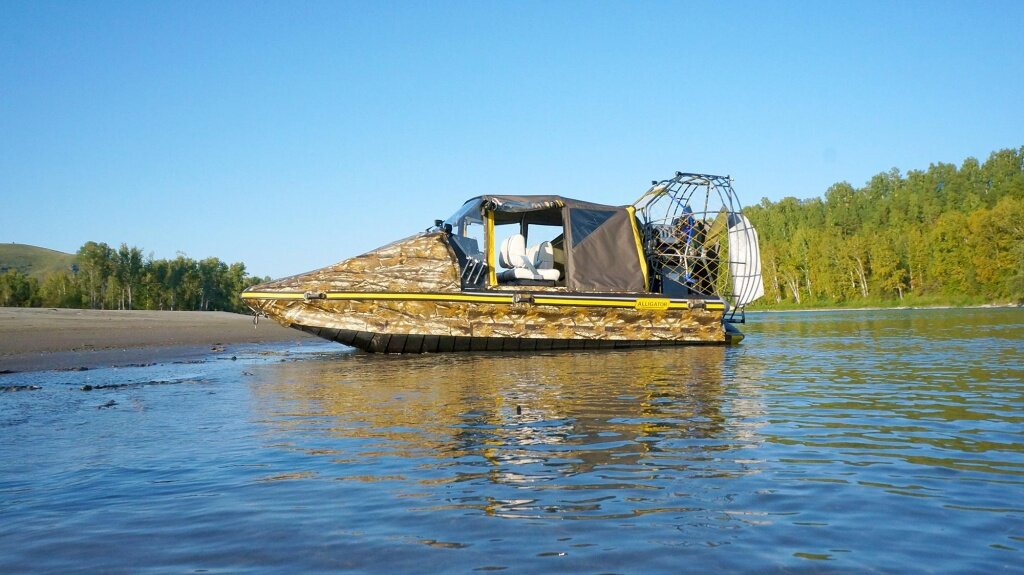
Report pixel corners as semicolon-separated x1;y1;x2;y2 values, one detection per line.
242;232;741;353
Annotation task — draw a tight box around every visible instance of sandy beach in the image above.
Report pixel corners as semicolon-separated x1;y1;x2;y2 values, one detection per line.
0;308;316;373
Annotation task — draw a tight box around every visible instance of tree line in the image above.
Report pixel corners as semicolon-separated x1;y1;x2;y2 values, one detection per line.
745;146;1024;307
0;242;269;313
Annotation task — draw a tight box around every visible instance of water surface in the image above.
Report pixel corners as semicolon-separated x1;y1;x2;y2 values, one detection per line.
1;308;1022;573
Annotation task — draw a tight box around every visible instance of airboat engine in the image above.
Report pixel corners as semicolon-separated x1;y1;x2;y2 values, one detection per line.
632;173;765;322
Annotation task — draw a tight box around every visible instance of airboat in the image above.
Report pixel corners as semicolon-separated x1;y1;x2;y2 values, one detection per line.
241;172;764;353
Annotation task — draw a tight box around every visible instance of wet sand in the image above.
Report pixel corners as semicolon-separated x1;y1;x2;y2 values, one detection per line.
0;308;316;373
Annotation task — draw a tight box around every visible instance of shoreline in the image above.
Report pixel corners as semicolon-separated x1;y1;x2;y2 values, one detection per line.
0;308;317;373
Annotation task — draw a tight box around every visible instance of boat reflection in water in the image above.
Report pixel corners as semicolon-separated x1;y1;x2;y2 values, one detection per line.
248;346;764;520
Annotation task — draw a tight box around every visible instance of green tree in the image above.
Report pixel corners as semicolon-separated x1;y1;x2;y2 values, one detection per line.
0;270;40;306
77;241;113;309
197;257;227;310
870;231;906;299
114;244;144;310
968;196;1024;299
166;255;192;310
144;258;170;309
39;270;83;308
927;212;973;295
824;182;858;236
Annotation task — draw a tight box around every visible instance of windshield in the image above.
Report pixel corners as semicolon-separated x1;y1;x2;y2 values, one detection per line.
443;198;484;233
441;199;487;288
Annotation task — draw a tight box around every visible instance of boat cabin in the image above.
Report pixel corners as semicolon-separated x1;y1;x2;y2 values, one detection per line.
442;195;649;293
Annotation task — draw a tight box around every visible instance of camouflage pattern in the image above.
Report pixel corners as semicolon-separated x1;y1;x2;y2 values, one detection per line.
252;232;461;294
243;232;729;352
247;297;725;341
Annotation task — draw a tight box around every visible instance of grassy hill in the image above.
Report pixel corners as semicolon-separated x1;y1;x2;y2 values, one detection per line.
0;243;77;280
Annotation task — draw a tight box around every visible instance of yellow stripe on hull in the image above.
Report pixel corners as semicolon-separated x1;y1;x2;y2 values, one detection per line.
241;290;726;310
242;291;514;304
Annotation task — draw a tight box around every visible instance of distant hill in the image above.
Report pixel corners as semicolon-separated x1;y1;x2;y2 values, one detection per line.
0;243;78;280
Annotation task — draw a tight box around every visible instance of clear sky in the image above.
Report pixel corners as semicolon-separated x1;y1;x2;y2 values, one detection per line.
2;1;1022;278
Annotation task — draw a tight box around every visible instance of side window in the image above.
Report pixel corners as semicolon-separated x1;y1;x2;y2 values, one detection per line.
525;223;565;278
490;215;566;286
524;223;562;246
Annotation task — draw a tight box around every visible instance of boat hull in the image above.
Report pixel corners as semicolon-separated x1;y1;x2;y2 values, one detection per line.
244;293;740;353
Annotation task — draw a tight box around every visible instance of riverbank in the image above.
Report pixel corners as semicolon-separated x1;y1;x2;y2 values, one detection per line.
0;308;316;373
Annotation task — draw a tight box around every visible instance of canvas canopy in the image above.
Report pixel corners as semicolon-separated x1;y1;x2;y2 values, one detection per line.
470;195;648;293
481;195;565;215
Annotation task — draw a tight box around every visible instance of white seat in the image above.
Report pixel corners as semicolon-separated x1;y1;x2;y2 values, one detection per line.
499;234;527;269
498;234;560;282
527;241;556;271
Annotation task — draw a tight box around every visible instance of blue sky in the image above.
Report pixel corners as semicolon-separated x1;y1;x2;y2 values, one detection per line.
2;0;1022;278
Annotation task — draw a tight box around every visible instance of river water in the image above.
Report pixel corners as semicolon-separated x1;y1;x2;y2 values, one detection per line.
1;308;1022;573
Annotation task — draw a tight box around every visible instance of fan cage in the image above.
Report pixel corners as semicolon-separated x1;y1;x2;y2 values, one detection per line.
634;173;756;322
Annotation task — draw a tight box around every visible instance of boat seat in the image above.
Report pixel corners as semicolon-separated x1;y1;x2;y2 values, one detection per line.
499;234;560;282
527;241;556;272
